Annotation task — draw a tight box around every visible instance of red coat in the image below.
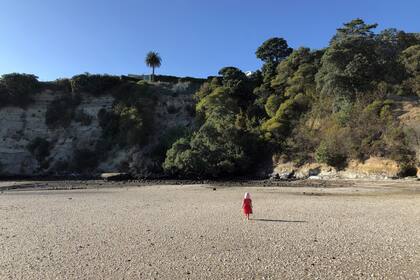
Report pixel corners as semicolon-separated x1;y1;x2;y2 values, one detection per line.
242;198;253;214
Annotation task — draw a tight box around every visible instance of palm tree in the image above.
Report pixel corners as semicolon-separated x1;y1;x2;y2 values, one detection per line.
145;51;162;81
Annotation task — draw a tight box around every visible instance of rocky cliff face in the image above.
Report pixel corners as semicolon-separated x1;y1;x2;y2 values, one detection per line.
0;82;196;177
0;91;112;175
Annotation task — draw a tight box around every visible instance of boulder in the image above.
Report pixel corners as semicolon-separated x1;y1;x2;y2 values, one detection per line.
295;163;337;179
342;157;400;179
272;162;296;180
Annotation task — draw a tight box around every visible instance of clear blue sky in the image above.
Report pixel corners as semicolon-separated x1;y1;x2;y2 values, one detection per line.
0;0;419;81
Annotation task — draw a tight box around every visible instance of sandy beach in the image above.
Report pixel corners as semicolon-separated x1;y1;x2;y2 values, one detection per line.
0;180;419;279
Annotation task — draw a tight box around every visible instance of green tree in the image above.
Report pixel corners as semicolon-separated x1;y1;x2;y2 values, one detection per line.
332;18;378;42
163;66;264;178
378;29;420;52
256;38;293;64
316;19;381;102
163;113;260;178
145;51;162;81
400;45;420;96
401;45;420;74
256;37;293;85
260;48;321;144
261;93;309;143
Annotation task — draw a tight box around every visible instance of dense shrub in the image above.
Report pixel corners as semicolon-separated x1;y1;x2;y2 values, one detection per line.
121;75;142;83
154;75;180;83
137;80;149;86
163;116;263;178
151;126;190;160
50;160;70;173
184;104;195;117
53;78;72;92
98;108;119;135
71;149;100;172
315;140;347;168
345;100;406;161
27;137;51;169
166;104;178;114
400;45;420;96
282;118;320;165
45;94;81;128
70;73;121;95
96;80;156;151
74;110;93;126
179;76;206;84
148;75;207;85
40;78;72;92
117;105;150;146
111;79;155;104
261;93;310;143
0;73;40;107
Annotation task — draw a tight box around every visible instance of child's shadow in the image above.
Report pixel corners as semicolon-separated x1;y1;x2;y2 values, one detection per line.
251;218;306;223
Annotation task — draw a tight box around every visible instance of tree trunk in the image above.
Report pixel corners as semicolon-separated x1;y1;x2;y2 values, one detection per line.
152;67;155;82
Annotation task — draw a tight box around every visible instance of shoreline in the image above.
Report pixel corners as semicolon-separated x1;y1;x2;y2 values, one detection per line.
1;178;419;195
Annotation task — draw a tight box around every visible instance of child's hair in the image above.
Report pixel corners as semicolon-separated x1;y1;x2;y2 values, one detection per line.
244;192;251;199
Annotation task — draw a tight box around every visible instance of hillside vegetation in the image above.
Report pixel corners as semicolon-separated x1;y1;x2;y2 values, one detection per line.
0;19;419;178
164;19;420;178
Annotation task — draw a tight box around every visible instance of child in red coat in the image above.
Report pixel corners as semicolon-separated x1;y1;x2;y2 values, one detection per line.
242;192;253;220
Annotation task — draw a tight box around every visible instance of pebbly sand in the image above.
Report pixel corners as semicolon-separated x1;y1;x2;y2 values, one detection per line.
0;180;419;279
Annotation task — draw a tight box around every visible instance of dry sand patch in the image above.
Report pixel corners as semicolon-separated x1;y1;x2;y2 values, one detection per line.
0;182;419;279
